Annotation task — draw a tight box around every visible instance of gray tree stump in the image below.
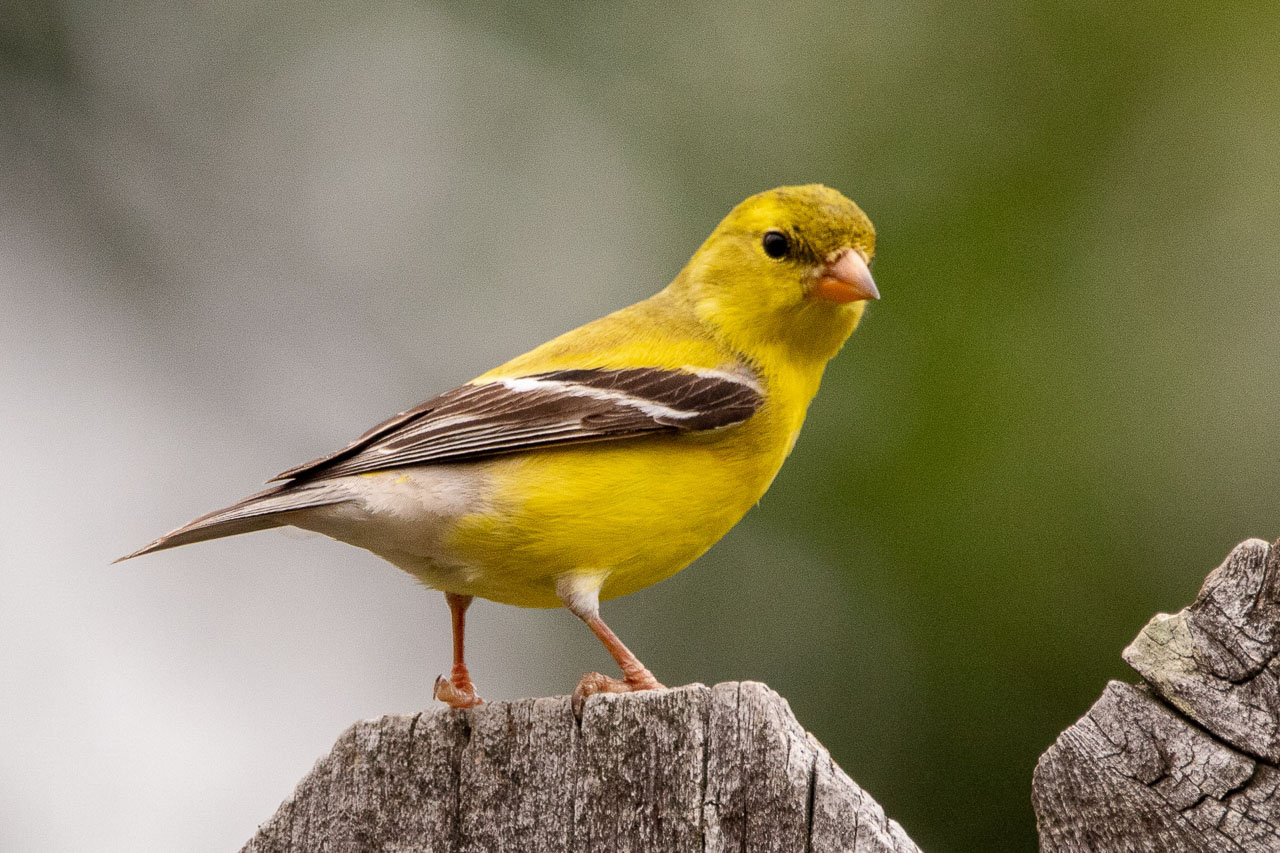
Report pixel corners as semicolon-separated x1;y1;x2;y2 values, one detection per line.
241;681;920;852
1034;537;1280;852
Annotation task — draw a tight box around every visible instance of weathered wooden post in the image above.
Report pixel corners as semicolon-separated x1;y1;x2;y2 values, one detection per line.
1034;537;1280;851
240;682;920;852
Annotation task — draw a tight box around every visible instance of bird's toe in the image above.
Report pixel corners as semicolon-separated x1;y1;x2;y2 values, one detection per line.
433;673;484;709
571;670;664;717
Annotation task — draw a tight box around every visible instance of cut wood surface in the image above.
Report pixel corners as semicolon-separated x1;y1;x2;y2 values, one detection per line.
1034;538;1280;852
241;681;920;853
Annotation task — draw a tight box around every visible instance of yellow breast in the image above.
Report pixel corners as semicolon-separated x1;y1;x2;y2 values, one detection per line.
430;288;834;607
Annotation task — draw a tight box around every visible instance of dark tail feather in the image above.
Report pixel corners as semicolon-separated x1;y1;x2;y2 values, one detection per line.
116;481;352;562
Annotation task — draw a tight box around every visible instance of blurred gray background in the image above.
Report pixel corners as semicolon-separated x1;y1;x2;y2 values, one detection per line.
4;1;1280;850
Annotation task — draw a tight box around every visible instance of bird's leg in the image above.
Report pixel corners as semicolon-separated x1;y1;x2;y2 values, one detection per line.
432;592;484;709
578;613;664;693
557;576;663;711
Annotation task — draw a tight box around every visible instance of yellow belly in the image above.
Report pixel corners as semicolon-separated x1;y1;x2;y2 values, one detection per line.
444;428;787;608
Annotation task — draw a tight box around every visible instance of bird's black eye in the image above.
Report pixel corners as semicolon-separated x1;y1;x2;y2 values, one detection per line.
762;230;790;259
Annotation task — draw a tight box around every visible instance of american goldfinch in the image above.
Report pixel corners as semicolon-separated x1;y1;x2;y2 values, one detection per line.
120;184;878;709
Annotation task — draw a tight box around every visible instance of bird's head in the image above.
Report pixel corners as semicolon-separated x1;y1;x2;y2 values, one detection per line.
675;184;877;366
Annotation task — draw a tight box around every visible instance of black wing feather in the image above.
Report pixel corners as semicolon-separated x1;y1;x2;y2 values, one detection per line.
272;367;763;483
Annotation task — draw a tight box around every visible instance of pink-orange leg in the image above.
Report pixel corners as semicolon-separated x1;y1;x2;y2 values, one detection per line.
558;579;663;712
432;592;484;709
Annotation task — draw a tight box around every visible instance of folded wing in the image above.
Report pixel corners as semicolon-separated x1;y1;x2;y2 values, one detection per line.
273;366;764;483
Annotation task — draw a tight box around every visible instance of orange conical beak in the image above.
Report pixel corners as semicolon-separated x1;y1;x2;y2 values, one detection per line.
811;249;879;303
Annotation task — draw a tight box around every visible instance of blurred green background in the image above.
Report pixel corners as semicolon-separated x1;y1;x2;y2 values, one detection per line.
5;1;1280;851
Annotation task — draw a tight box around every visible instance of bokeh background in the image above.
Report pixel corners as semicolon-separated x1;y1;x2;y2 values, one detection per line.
4;1;1280;850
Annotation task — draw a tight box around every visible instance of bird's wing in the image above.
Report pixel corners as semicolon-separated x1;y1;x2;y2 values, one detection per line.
272;366;764;482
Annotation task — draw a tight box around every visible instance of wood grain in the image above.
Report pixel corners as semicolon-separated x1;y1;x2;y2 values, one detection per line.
241;682;920;852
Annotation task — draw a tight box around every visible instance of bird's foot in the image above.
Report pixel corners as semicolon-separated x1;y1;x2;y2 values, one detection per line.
571;669;664;718
433;673;484;709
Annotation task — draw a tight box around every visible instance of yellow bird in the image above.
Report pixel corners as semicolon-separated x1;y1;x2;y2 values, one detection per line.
120;184;878;709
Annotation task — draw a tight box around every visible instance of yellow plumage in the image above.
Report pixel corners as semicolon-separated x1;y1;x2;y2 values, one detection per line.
122;183;878;707
448;186;874;608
